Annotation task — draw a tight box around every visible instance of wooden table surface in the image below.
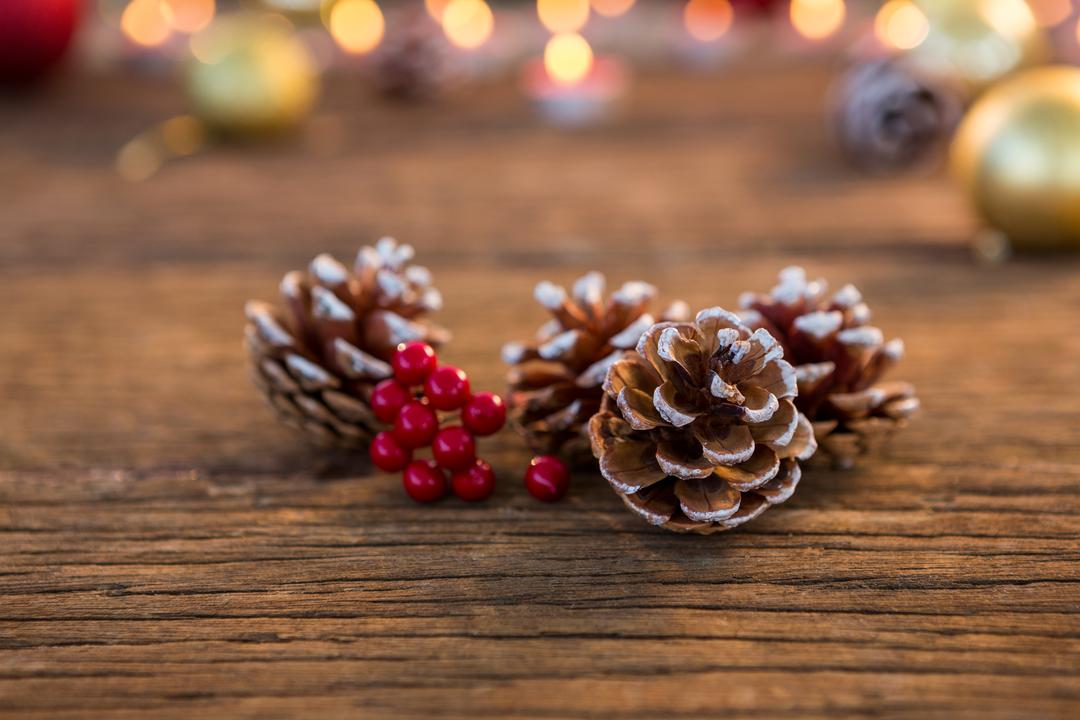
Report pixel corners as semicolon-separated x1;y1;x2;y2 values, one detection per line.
2;58;1079;719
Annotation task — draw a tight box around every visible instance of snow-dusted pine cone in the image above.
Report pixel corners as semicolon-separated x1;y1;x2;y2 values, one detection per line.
739;267;919;468
589;308;817;534
244;237;449;448
503;272;688;464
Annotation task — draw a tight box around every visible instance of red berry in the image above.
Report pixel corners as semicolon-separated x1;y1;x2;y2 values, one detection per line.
371;379;411;423
402;459;447;503
393;342;437;385
462;392;507;436
452;459;496;502
393;401;438;449
432;426;477;471
524;455;570;502
424;366;471;411
370;431;411;472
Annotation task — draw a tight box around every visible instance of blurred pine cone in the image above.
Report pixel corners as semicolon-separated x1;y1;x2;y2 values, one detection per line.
504;272;688;464
739;267;919;468
371;14;449;103
245;237;449;448
589;308;817;534
830;58;962;174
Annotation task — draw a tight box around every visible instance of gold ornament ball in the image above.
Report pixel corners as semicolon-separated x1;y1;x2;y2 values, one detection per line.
951;66;1080;251
187;15;319;137
909;0;1048;91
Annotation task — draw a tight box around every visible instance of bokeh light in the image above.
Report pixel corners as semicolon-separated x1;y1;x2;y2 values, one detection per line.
160;115;205;156
329;0;385;54
591;0;634;18
790;0;846;41
1028;0;1072;28
121;0;173;47
115;135;161;182
977;0;1037;36
442;0;494;49
425;0;451;22
874;0;928;51
162;0;215;34
538;0;590;34
683;0;733;43
544;32;594;85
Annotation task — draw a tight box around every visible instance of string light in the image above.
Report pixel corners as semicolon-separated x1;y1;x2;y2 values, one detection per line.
874;0;928;51
591;0;634;18
683;0;733;43
442;0;494;49
544;32;593;85
790;0;846;41
121;0;173;47
162;0;215;34
329;0;385;54
537;0;590;34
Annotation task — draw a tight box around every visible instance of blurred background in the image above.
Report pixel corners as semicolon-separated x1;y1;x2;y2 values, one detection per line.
3;0;1080;471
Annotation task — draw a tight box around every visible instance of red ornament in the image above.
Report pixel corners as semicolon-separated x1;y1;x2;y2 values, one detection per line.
370;431;411;472
451;459;496;502
0;0;81;85
393;341;437;386
524;455;570;502
424;366;471;411
461;391;506;436
432;426;476;471
403;459;448;503
371;379;411;423
393;401;438;449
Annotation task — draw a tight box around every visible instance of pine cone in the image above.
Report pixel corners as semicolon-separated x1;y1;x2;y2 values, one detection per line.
588;308;817;534
503;272;689;464
830;58;962;174
738;267;919;469
244;237;449;448
371;15;449;103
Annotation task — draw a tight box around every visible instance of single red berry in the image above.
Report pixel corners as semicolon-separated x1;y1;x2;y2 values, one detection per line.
432;426;477;471
452;459;496;502
392;341;437;386
402;459;447;503
370;431;411;472
393;401;438;449
371;379;411;423
462;392;506;436
424;366;471;411
524;455;570;502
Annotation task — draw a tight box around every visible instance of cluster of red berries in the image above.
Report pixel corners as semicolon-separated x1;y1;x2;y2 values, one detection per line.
370;341;506;502
369;342;570;504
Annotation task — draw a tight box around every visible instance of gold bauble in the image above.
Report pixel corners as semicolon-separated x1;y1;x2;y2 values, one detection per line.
909;0;1048;91
951;66;1080;251
187;14;319;137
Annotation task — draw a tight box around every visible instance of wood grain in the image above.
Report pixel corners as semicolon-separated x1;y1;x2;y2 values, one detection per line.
1;59;1079;719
